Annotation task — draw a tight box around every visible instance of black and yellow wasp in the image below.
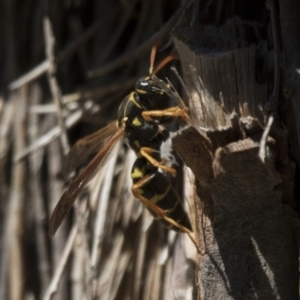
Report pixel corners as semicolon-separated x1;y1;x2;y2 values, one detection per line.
48;50;198;250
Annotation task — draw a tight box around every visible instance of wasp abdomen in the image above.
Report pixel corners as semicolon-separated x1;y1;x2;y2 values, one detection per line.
131;158;192;232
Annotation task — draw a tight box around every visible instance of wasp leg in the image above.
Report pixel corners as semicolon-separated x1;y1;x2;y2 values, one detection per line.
140;147;176;177
131;174;201;253
142;106;189;122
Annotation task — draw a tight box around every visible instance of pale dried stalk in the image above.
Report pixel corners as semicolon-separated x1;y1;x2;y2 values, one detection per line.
44;226;78;300
0;101;14;300
9;89;27;300
47;115;69;300
28;84;51;297
90;141;121;276
131;211;148;300
71;235;86;300
44;18;70;155
96;233;126;299
14;110;82;162
9;60;50;91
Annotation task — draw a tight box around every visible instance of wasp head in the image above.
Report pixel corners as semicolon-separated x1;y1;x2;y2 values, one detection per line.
135;76;166;99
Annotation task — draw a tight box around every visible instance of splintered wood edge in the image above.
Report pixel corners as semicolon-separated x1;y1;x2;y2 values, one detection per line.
212;137;277;177
173;36;268;131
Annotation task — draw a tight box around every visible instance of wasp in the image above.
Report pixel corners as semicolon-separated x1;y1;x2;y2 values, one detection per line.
49;50;198;250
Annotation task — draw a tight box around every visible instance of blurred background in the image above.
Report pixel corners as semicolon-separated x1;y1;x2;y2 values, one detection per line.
0;1;196;300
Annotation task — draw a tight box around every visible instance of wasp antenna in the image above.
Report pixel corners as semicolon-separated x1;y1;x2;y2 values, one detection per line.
149;45;158;75
152;54;179;75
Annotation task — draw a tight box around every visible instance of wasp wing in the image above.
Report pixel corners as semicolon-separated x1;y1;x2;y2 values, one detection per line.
49;127;124;236
64;121;118;177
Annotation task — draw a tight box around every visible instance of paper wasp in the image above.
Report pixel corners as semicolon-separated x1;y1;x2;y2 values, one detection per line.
49;49;198;250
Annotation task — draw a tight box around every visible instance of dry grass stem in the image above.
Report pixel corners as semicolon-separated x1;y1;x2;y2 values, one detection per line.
14;110;82;162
